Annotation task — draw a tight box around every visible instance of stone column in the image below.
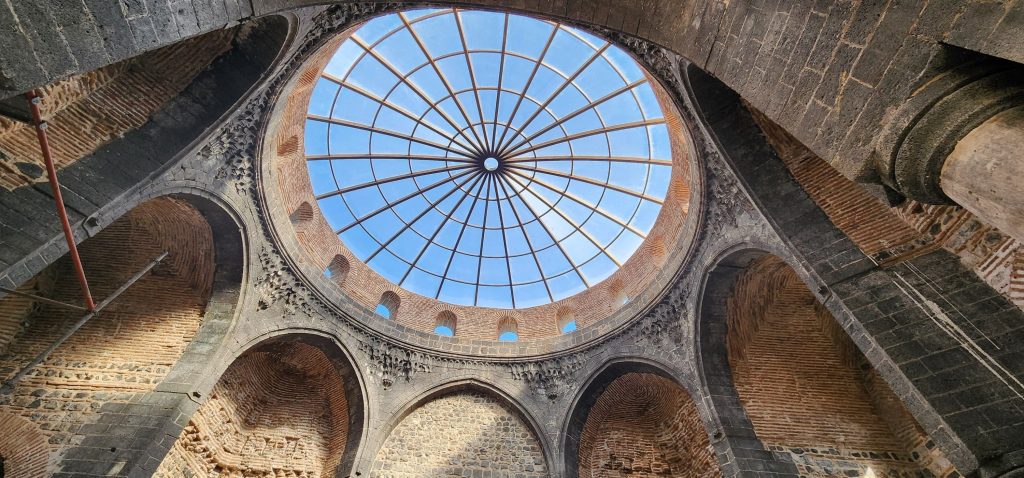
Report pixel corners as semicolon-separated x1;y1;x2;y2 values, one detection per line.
877;59;1024;242
941;105;1024;242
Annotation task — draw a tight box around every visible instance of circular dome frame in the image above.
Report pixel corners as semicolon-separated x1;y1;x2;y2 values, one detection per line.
304;8;675;310
259;5;703;354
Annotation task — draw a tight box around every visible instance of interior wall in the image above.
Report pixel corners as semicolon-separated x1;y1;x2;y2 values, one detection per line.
726;255;956;477
370;389;549;477
576;373;719;478
0;196;215;475
0;28;237;190
154;340;351;477
747;105;1024;311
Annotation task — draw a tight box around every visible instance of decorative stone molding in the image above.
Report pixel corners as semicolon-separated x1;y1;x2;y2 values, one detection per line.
508;353;586;400
356;335;434;389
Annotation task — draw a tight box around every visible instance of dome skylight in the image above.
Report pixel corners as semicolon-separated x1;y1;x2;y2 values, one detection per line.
305;8;672;309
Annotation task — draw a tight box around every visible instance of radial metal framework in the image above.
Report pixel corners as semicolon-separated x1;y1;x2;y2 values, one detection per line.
304;8;673;308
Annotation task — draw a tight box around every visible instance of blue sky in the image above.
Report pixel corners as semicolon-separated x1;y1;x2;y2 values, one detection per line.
305;8;671;309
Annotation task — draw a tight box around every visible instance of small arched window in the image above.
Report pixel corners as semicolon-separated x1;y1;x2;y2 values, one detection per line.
434;310;457;337
376;291;400;320
557;307;577;334
324;255;349;286
609;281;629;307
289;201;314;226
497;316;518;342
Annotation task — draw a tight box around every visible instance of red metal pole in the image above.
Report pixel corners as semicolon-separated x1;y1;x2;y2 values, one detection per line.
25;90;96;311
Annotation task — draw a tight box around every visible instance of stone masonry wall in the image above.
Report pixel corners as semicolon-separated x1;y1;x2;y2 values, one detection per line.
577;373;720;478
371;390;548;477
0;197;214;475
727;256;953;477
154;341;350;477
749;105;1024;311
0;28;236;190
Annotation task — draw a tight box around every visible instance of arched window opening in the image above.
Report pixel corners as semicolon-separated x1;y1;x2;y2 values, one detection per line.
325;255;350;286
290;201;314;226
376;291;400;320
557;308;577;334
497;316;519;342
609;281;629;307
434;311;457;337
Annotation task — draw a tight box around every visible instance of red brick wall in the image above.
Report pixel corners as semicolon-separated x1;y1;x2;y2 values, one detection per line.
727;256;956;477
577;373;720;478
749;106;1024;311
155;341;350;477
0;197;215;475
0;28;237;190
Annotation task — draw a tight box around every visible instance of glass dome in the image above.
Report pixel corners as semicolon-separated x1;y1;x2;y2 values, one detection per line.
304;8;671;309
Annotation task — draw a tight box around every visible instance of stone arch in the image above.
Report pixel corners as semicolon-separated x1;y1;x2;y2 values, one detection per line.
0;192;246;475
697;247;956;477
155;332;366;477
563;359;721;478
371;380;551;477
434;310;457;336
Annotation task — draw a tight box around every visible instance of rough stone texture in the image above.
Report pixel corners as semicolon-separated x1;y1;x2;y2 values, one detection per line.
577;373;719;478
0;197;213;475
0;27;235;190
370;390;549;477
0;3;1020;478
153;341;350;477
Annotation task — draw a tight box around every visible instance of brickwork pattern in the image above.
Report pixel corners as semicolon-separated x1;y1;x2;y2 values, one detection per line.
577;373;720;478
0;28;236;189
154;341;350;477
749;105;1024;312
370;391;548;477
0;197;214;475
727;256;951;477
266;31;695;341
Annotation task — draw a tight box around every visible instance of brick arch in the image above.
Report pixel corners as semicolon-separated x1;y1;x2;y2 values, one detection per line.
557;307;576;333
378;290;401;319
0;193;247;475
697;246;957;478
0;411;49;478
497;315;519;339
563;360;720;478
327;254;351;286
154;333;365;477
434;310;457;335
371;380;551;477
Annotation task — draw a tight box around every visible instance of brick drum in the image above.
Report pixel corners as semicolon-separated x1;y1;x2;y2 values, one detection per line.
266;29;695;340
154;341;350;477
727;256;955;478
370;391;548;477
577;373;719;478
0;197;214;475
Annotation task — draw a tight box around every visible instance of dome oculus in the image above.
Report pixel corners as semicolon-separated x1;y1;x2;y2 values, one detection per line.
305;8;672;309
